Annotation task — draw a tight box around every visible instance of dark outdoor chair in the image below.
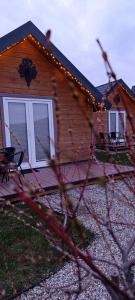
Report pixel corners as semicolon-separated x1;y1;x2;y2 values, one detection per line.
0;147;15;177
0;147;15;159
109;132;118;144
110;132;116;139
1;149;24;182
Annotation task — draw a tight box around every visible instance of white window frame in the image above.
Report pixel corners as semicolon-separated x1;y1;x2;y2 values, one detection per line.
109;110;126;142
3;97;55;169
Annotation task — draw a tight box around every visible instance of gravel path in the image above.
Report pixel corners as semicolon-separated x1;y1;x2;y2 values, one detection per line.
16;176;135;300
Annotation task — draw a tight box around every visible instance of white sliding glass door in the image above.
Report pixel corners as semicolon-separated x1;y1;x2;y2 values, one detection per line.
3;97;55;168
109;110;126;142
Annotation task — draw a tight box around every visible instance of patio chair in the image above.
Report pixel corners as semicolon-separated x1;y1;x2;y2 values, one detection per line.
0;147;15;158
110;132;116;140
1;150;24;182
109;132;119;145
0;147;15;176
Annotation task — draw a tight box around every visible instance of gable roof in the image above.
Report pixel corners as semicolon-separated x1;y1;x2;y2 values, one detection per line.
97;79;135;101
97;81;116;96
0;21;102;104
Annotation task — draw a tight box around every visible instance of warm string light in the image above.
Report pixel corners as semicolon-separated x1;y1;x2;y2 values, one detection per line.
29;35;96;105
0;37;27;56
0;34;99;107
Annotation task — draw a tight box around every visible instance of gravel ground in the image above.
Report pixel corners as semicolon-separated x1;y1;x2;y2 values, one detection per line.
16;176;135;300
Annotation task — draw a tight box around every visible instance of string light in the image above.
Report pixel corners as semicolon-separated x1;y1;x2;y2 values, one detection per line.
0;34;100;107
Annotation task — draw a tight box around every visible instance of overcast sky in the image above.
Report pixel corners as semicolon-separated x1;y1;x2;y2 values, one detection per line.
0;0;135;88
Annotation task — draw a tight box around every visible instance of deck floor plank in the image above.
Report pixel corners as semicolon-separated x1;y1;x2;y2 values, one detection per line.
0;161;134;198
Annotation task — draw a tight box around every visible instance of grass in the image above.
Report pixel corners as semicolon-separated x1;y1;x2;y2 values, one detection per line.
96;150;132;166
0;204;94;299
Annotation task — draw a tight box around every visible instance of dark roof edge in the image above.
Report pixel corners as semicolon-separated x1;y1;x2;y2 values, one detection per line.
97;79;120;91
0;21;102;102
97;79;135;100
118;79;135;100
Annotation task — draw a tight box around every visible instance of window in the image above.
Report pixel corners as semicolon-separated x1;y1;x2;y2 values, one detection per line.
109;110;126;141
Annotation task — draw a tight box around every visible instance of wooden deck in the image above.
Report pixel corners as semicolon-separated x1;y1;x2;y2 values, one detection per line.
0;160;134;199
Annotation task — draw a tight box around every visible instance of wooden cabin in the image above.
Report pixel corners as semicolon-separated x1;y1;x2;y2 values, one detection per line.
95;79;135;150
0;21;102;169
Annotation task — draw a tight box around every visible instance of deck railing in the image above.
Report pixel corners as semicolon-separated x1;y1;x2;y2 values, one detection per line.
96;132;135;151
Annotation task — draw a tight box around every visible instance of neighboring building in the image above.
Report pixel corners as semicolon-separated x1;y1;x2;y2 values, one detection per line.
95;79;135;147
132;86;135;94
0;21;103;169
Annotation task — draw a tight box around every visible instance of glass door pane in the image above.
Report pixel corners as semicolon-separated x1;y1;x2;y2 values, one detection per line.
110;112;116;136
118;112;125;139
8;102;28;159
33;103;50;161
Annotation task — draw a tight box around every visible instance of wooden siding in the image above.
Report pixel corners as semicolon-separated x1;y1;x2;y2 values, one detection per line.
0;38;92;163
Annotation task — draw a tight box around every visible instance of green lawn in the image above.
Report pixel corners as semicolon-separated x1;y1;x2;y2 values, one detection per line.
0;204;94;299
96;150;132;166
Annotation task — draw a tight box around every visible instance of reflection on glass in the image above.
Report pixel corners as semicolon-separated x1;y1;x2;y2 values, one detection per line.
33;103;50;161
110;113;116;133
119;113;124;138
8;102;28;160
